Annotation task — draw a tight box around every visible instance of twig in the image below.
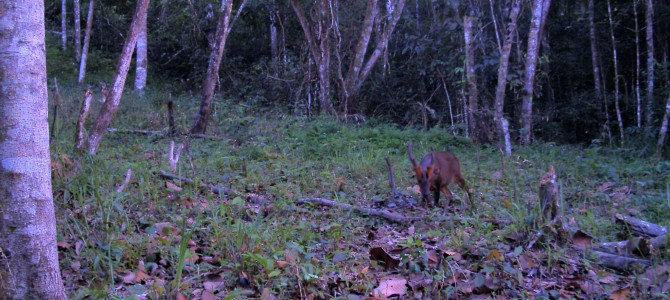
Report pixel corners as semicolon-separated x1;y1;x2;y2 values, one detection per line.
159;170;237;196
116;169;132;193
168;140;184;172
167;100;176;136
384;157;397;198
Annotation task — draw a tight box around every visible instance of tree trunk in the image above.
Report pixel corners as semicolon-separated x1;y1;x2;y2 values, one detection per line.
78;0;95;85
464;15;479;141
86;0;151;154
135;11;148;92
634;0;642;128
645;0;654;127
290;0;336;116
74;0;82;61
606;0;625;146
520;0;551;145
493;0;521;156
190;0;234;134
268;0;279;75
588;0;603;108
341;0;406;113
0;1;67;298
658;95;670;146
61;0;67;50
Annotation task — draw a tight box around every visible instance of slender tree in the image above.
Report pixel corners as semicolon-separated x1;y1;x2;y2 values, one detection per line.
606;0;624;145
191;0;235;134
493;0;521;156
339;0;406;114
74;0;82;61
520;0;551;145
135;11;148;92
645;0;654;126
0;1;67;298
61;0;67;50
659;95;670;145
291;0;336;116
464;14;479;140
588;0;603;106
86;0;151;154
78;0;95;85
634;0;642;128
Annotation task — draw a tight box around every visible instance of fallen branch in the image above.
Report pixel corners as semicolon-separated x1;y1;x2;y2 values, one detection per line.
159;170;236;196
107;128;225;140
297;197;424;223
590;250;650;271
615;213;668;237
116;169;132;193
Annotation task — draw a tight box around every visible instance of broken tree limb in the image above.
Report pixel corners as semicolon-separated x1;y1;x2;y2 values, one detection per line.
596;234;668;258
75;89;93;151
159;170;237;196
590;250;651;271
297;197;424;223
527;165;569;250
384;157;397;198
615;213;668;237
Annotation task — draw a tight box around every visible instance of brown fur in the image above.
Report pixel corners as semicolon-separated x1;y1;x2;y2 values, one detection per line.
407;144;473;211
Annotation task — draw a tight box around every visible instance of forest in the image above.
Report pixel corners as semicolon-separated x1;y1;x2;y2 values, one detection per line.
1;0;669;299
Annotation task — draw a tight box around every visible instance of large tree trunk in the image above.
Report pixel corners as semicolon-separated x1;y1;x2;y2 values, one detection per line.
61;0;67;50
340;0;406;113
135;11;148;92
74;0;82;61
464;15;479;141
291;0;336;116
520;0;551;145
78;0;95;85
0;1;67;298
645;0;654;127
493;0;521;156
606;0;625;146
268;0;279;75
659;95;670;146
86;0;151;154
190;0;234;134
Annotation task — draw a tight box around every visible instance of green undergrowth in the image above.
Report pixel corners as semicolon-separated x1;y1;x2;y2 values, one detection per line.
49;87;670;298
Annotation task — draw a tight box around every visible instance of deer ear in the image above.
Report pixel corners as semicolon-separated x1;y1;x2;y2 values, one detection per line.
414;166;423;178
426;165;434;178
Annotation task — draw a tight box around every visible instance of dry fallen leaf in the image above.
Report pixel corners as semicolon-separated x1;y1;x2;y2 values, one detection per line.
572;230;593;250
165;181;182;192
372;277;407;299
610;287;631;300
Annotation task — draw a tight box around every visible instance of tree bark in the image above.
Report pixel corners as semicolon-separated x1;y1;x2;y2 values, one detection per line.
606;0;625;146
290;0;336;116
135;11;148;92
463;15;479;141
190;0;234;134
658;94;670;145
268;0;279;75
78;0;95;85
645;0;654;127
75;89;94;150
588;0;603;110
0;1;67;298
493;0;521;156
61;0;67;50
520;0;551;145
340;0;406;112
74;0;82;61
86;0;151;154
634;0;642;128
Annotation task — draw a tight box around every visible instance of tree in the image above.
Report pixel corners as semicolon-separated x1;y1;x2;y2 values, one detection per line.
135;11;148;92
190;0;235;134
338;0;406;115
75;0;82;61
463;13;478;140
291;0;336;116
86;0;151;154
0;1;67;298
606;0;625;145
78;0;95;85
659;95;670;146
493;0;521;156
520;0;551;145
61;0;67;50
645;0;654;127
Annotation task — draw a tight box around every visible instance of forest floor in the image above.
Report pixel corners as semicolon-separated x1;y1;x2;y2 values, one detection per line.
49;88;670;299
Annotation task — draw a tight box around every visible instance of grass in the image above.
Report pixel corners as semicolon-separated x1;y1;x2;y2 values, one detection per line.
49;85;670;299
